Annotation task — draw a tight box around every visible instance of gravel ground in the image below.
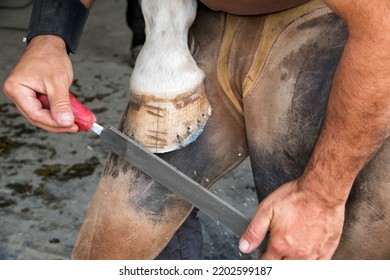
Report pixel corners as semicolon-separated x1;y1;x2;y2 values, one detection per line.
0;0;258;260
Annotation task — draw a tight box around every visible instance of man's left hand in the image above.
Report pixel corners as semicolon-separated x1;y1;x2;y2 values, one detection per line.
239;180;345;259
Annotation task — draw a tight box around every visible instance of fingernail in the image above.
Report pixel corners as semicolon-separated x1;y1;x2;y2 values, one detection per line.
239;238;250;253
59;112;74;125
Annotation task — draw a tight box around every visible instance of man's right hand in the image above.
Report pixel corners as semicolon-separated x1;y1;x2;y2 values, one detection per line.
3;35;79;133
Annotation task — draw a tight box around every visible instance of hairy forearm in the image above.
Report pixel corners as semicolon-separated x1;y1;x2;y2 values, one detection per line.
299;32;390;205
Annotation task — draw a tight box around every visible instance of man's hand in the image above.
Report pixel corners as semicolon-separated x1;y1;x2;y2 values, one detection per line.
239;180;345;259
3;35;79;133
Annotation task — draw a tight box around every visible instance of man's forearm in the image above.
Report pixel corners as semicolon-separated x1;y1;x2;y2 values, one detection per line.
299;27;390;206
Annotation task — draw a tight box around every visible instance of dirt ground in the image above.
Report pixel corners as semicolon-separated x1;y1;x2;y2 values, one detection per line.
0;0;259;260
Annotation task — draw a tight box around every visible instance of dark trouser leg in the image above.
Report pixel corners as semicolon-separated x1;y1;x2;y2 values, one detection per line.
156;209;203;260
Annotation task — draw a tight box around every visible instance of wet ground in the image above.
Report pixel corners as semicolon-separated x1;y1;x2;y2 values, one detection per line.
0;0;258;259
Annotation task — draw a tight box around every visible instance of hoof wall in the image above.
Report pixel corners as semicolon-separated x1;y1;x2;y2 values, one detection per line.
127;83;211;153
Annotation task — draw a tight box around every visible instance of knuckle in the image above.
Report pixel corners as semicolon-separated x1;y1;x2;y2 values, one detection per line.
294;247;310;259
268;238;286;255
28;111;41;123
3;78;16;96
245;223;262;242
51;99;70;111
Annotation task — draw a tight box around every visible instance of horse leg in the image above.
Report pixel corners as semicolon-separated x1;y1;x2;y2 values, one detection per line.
127;0;211;153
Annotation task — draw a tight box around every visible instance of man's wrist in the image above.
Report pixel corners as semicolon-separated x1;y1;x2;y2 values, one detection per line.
28;35;68;52
25;0;89;54
298;175;351;208
296;134;359;207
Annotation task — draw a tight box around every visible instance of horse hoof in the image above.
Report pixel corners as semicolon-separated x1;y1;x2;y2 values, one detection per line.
127;82;211;153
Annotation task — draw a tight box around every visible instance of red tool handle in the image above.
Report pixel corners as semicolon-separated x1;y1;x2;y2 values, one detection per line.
37;92;97;132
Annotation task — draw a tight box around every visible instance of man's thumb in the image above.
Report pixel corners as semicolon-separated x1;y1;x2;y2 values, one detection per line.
239;206;271;254
49;91;74;126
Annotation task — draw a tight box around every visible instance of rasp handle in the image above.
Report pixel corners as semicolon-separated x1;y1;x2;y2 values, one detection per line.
37;92;96;131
